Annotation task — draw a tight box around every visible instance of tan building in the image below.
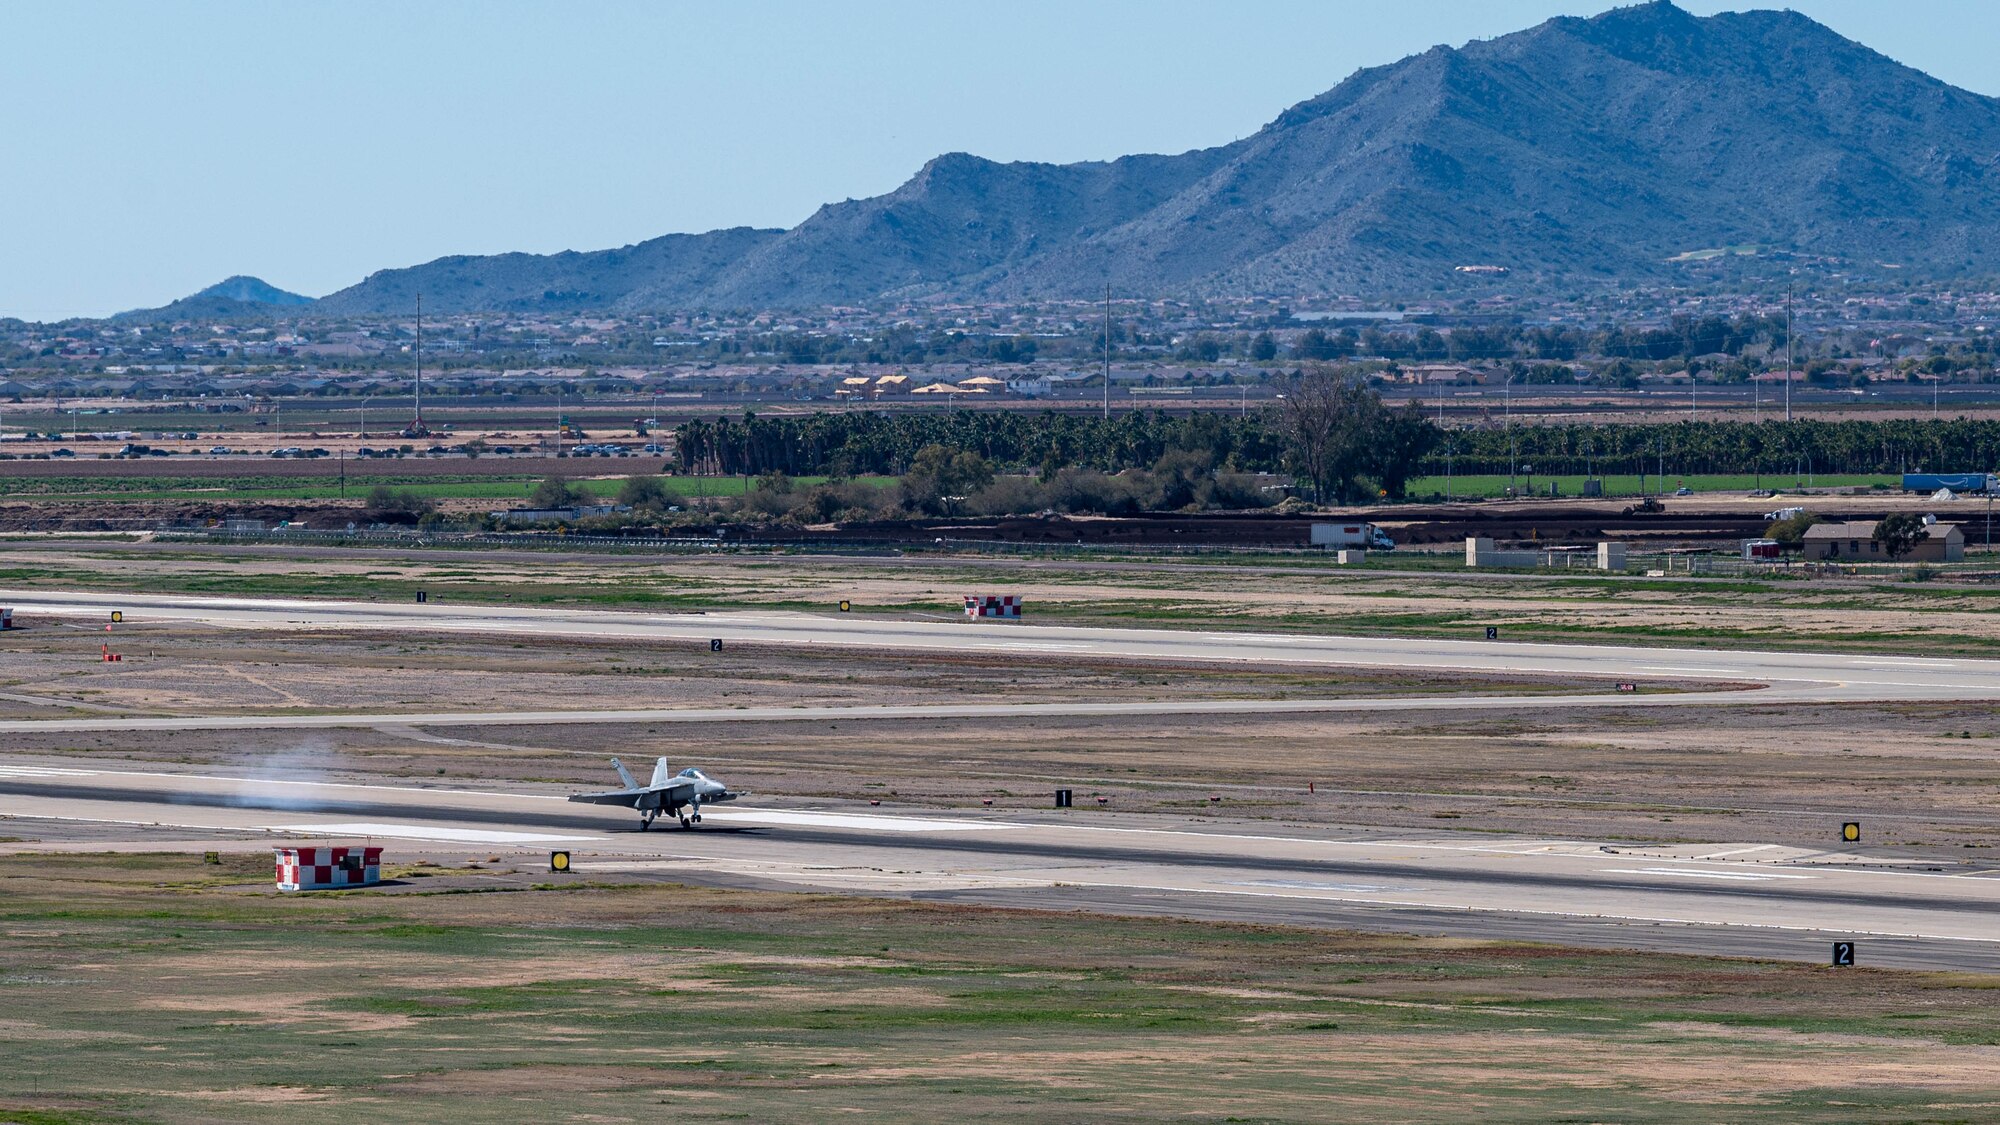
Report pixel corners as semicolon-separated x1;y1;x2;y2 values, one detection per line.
1800;520;1964;562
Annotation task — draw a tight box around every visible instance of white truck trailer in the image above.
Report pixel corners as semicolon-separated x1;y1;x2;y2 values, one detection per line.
1310;522;1395;550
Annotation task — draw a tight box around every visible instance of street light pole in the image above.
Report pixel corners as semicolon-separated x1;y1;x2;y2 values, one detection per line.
1101;283;1111;421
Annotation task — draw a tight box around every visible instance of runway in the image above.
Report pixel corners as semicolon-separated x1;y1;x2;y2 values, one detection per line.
0;588;1993;733
2;759;1996;971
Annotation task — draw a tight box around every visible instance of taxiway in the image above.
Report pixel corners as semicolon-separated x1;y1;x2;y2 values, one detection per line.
0;589;1992;735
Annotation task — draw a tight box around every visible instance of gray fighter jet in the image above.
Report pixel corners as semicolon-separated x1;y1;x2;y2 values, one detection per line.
567;757;739;829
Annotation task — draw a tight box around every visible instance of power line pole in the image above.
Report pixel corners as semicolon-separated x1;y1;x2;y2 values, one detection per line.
1102;283;1111;420
410;293;427;436
1784;274;1794;423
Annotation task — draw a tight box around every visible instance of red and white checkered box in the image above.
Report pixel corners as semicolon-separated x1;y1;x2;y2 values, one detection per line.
274;845;382;891
963;595;1022;619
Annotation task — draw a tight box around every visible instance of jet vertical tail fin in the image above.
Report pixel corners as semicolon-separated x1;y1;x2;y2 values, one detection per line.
650;757;672;787
611;757;638;790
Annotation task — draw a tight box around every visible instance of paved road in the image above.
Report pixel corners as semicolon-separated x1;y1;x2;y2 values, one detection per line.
1;759;1994;971
0;588;1987;733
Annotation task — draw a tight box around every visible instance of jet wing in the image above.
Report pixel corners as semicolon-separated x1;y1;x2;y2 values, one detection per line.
566;778;698;806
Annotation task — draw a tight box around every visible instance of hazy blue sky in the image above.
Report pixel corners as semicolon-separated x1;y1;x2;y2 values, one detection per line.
6;1;1999;320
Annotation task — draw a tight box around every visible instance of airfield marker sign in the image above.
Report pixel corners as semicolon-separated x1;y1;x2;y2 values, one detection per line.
1842;822;1861;843
550;850;571;873
1832;941;1856;966
709;638;723;652
1485;626;1498;640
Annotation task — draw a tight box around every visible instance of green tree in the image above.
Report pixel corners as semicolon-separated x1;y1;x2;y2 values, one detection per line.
1764;511;1823;543
1873;513;1931;559
531;475;585;508
363;486;434;516
898;445;994;514
616;475;681;511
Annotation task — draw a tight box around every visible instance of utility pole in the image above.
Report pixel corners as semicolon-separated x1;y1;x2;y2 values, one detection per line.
1784;274;1795;423
1101;283;1111;421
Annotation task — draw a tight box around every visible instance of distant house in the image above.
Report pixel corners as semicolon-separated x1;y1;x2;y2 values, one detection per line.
1801;519;1963;562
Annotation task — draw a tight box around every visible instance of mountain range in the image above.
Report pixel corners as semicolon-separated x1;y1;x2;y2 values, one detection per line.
147;2;2000;318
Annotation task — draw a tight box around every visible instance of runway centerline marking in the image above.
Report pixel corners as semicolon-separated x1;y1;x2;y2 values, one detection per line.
267;822;604;844
1602;866;1818;882
701;809;1016;833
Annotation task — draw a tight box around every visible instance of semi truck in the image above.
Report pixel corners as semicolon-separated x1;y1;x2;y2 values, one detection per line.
1903;473;1999;494
1310;522;1395;550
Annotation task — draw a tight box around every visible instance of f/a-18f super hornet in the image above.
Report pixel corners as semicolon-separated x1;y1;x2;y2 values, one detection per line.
567;757;739;829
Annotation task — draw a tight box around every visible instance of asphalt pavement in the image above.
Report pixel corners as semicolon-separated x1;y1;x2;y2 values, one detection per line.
0;759;1993;971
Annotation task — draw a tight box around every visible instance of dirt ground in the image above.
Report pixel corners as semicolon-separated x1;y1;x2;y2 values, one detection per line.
5;546;2000;854
0;622;1597;722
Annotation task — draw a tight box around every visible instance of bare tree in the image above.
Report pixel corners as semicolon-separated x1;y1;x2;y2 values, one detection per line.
1276;367;1438;504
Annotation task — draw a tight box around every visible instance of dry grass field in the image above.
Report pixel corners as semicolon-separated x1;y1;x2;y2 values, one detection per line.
11;539;2000;654
5;853;2000;1123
